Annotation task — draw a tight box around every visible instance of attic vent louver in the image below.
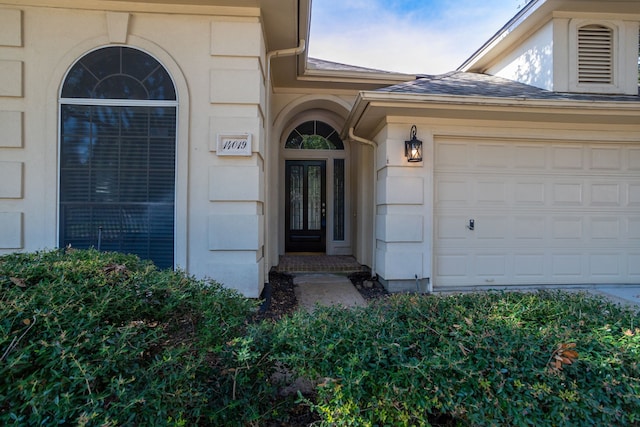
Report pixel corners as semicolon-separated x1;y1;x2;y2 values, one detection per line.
577;24;613;84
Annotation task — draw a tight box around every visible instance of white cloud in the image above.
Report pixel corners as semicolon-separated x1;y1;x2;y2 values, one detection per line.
309;0;521;74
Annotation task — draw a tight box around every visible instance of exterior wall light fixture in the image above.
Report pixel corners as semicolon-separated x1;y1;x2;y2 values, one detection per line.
405;125;422;162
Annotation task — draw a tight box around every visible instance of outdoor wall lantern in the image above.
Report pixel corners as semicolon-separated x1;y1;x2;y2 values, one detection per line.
405;125;423;162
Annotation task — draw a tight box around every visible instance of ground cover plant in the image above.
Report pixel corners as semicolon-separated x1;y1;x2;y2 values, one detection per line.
2;249;639;426
260;291;640;426
0;249;274;426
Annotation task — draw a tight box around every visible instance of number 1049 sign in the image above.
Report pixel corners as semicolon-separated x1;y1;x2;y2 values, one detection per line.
216;133;252;156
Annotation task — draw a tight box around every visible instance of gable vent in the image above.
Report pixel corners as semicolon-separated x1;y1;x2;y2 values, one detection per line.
577;24;613;84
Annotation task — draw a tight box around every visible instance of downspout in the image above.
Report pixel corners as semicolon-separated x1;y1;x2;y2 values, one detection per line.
264;40;306;284
267;39;306;65
348;127;377;278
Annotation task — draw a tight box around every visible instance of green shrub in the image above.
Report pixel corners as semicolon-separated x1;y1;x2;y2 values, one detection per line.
4;249;639;426
261;291;640;426
0;249;261;426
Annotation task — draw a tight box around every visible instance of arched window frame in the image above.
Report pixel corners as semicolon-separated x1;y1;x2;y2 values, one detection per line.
58;45;178;268
284;120;344;150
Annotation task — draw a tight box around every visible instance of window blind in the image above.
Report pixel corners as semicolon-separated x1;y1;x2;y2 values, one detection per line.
60;105;176;269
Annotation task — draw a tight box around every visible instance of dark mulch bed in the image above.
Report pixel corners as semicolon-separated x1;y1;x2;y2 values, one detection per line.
347;271;389;300
253;270;299;322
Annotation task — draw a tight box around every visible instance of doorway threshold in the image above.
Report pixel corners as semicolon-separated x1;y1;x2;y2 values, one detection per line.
276;254;369;274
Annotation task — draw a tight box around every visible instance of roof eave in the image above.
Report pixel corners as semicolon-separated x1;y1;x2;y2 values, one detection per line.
299;68;416;85
345;90;640;138
458;0;549;72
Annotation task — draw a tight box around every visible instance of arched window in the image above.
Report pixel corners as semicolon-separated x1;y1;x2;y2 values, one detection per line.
59;47;177;268
285;120;344;150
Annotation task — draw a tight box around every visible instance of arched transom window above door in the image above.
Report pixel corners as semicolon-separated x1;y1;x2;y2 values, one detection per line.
285;120;344;150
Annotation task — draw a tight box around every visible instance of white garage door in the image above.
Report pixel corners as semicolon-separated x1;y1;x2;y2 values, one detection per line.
434;138;640;289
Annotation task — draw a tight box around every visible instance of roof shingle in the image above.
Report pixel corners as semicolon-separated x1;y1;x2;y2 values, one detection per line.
377;71;640;102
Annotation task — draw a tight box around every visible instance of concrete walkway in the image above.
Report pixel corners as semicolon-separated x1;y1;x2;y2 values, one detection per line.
294;273;366;312
293;273;640;313
589;285;640;310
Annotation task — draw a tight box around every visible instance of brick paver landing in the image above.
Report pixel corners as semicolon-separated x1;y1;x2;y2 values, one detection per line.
276;254;369;274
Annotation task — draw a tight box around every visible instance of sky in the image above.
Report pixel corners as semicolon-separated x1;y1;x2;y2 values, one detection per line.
308;0;526;75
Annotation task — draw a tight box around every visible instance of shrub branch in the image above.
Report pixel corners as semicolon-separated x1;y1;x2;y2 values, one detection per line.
1;315;36;362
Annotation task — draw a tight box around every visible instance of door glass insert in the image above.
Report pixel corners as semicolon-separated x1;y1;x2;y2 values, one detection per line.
289;165;303;231
307;165;322;230
285;160;326;252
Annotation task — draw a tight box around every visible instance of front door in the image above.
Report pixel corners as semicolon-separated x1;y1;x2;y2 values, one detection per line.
285;160;326;252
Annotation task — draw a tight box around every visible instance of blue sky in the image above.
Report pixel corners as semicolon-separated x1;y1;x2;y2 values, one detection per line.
309;0;525;74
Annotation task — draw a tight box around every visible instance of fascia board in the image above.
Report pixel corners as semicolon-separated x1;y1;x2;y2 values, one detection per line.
345;90;640;137
0;0;262;16
458;0;550;72
357;91;640;112
299;68;415;85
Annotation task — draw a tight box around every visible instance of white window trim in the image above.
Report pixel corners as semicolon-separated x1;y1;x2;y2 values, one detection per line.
569;19;622;94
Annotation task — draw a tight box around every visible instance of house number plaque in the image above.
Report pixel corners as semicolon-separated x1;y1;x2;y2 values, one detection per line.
216;133;252;156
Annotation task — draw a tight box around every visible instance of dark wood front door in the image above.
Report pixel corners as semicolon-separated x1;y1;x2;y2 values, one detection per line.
285;160;326;252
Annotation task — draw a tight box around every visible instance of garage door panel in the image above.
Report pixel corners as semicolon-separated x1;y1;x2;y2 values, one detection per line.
513;253;546;278
590;147;621;170
476;216;509;240
628;218;640;239
475;254;507;277
590;183;620;206
477;144;509;168
435;139;639;288
589;253;621;277
437;216;469;240
627;148;640;170
515;182;545;204
551;253;583;277
515;145;547;169
553;182;583;206
476;181;507;204
437;142;469;167
436;248;635;287
628;183;640;205
590;217;620;239
436;254;470;277
439;213;635;247
437;180;469;205
629;254;640;276
552;146;584;170
514;216;546;240
552;216;584;240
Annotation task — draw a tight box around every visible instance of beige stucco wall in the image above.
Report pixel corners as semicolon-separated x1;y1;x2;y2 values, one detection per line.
487;21;555;91
371;123;432;292
0;4;267;296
